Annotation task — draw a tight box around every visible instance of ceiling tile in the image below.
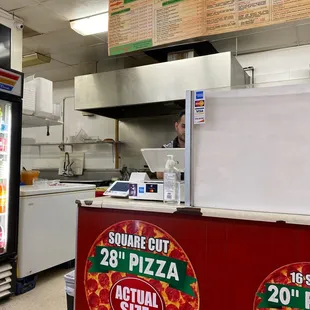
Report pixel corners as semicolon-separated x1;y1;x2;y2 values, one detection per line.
23;59;68;74
0;0;38;11
92;32;108;43
16;4;69;33
23;25;42;38
23;28;104;56
42;0;109;20
51;43;108;65
23;46;34;56
25;62;96;81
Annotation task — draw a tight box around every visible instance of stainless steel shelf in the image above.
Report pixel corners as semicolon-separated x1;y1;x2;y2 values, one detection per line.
22;141;120;147
22;114;63;128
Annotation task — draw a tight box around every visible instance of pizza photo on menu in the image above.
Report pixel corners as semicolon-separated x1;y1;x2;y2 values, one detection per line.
84;220;200;310
254;262;310;310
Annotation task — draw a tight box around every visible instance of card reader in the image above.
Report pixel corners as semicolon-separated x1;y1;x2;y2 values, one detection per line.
128;173;184;202
104;181;129;198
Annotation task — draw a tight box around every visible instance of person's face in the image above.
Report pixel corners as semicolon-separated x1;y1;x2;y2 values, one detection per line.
175;115;185;142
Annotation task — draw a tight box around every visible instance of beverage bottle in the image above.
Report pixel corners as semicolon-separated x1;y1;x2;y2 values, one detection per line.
0;184;6;213
0;225;5;253
0;108;3;131
0;183;5;197
0;137;6;152
164;155;180;205
0;198;6;213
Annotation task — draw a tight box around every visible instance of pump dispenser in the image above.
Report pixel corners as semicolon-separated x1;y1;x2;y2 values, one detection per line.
163;155;180;204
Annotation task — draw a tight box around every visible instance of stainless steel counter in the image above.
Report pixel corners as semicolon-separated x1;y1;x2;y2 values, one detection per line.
37;169;120;187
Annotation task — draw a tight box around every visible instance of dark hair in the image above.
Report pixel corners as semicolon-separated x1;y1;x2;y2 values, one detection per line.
176;110;185;123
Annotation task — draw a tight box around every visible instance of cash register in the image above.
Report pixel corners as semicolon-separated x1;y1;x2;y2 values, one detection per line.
128;148;185;202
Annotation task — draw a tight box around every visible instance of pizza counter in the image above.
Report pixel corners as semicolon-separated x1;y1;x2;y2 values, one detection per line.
74;197;310;310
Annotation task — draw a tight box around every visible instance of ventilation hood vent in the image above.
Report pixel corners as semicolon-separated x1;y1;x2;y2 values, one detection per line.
75;52;246;119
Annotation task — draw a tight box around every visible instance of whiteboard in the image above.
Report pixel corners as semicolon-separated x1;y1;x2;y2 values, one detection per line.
193;83;310;215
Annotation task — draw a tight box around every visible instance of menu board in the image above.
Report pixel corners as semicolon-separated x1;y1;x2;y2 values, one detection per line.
108;0;310;56
153;0;205;46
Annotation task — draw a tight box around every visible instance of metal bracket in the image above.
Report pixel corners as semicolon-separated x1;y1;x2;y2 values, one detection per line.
243;66;255;86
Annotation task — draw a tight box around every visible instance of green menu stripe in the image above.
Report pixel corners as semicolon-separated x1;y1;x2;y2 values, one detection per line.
111;8;130;16
163;0;184;6
258;283;310;309
124;0;136;3
110;39;153;56
89;246;197;297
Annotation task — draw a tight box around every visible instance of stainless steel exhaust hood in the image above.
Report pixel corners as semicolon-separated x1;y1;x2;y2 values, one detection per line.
75;52;246;119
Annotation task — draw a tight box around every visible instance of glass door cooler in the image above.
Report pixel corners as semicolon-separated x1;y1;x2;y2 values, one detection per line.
0;68;23;299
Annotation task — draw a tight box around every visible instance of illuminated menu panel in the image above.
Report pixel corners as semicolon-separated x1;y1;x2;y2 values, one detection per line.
153;0;205;46
109;0;153;55
108;0;310;55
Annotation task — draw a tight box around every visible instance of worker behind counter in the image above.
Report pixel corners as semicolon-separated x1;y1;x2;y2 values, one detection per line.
156;110;185;180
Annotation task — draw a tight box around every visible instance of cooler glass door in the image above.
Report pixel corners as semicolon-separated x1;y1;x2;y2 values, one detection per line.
0;101;12;255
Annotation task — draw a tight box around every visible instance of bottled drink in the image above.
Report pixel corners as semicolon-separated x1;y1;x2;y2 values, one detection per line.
0;108;3;131
0;225;5;254
164;155;181;205
0;183;6;198
0;137;7;152
0;108;6;132
0;184;6;213
0;198;6;213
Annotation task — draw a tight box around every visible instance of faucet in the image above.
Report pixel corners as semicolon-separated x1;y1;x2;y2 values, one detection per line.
62;152;75;177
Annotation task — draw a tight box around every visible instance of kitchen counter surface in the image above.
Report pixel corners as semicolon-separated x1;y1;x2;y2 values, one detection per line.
76;196;310;226
20;183;96;197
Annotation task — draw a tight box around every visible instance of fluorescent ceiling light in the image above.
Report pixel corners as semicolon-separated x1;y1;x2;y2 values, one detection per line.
70;12;109;36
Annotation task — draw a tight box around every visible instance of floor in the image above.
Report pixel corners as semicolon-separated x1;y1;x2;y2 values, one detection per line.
0;267;72;310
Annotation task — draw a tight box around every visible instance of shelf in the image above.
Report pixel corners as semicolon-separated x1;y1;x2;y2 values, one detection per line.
22;141;120;147
22;114;63;128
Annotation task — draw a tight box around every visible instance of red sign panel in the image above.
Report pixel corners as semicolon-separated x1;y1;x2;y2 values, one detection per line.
84;220;200;310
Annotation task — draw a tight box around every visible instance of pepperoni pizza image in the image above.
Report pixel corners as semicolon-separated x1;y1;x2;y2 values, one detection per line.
254;262;310;310
84;220;200;310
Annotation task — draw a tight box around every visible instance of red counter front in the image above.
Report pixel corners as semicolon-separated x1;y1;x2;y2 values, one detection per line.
75;205;310;310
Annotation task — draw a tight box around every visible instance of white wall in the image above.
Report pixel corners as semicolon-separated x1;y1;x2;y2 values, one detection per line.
21;80;116;171
0;9;23;71
237;45;310;84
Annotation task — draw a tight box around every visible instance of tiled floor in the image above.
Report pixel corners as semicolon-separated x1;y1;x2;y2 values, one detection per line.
0;267;72;310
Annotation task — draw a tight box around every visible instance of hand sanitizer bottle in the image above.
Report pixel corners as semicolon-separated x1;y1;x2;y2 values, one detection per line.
164;155;180;205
